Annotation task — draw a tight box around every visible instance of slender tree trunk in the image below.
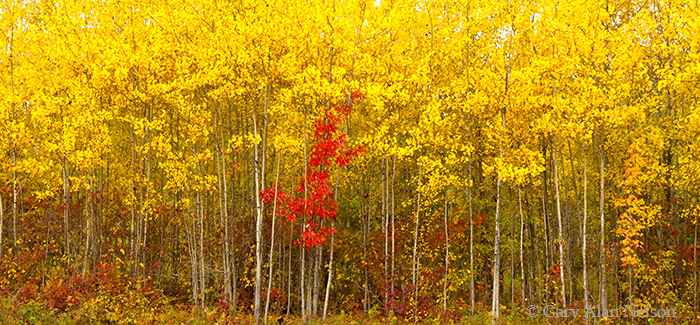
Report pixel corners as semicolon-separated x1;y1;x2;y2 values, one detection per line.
323;115;348;319
264;143;283;324
492;160;502;323
491;167;501;324
0;193;3;257
541;152;550;302
128;104;138;274
323;220;335;319
186;187;199;312
287;221;292;316
567;141;579;305
583;145;589;319
629;264;634;321
12;152;18;259
10;25;18;259
492;107;505;324
312;243;321;318
300;221;306;318
142;102;153;274
443;192;449;313
300;104;309;320
90;170;97;267
362;180;369;313
694;222;697;313
511;199;515;311
391;155;396;314
553;138;566;306
253;91;265;324
42;209;49;286
82;170;92;277
197;161;206;310
306;253;313;317
215;105;232;304
528;195;541;305
227;97;239;315
63;157;71;258
412;161;423;317
598;123;607;311
188;228;198;311
468;123;475;317
383;158;389;309
519;189;525;307
215;146;228;294
309;39;335;322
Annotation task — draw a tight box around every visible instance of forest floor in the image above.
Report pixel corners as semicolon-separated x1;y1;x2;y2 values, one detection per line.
2;298;698;324
0;298;533;324
5;297;700;325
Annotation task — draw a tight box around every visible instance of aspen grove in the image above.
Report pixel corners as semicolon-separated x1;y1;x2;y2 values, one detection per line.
1;0;700;323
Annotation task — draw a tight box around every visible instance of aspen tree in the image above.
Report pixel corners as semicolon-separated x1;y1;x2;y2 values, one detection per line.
553;138;566;306
253;84;265;324
583;144;589;316
264;126;283;324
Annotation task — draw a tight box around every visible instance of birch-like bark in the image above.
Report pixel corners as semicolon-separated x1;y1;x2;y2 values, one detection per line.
287;221;292;316
694;222;697;313
518;189;525;307
491;110;503;323
11;134;17;258
185;185;199;311
553;138;566;307
0;193;3;257
63;156;71;258
383;158;389;309
215;105;232;303
82;170;92;277
443;192;449;313
253;87;265;324
300;104;309;320
468;124;475;317
541;147;550;303
312;242;321;318
511;195;515;310
323;113;349;319
493;28;511;318
264;138;283;324
412;161;422;315
362;179;369;313
128;94;138;274
391;155;396;313
583;145;589;317
598;123;607;311
197;150;206;310
9;20;18;259
142;101;153;274
226;97;238;313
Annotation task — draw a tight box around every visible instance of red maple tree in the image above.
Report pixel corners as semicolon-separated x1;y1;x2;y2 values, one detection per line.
261;93;363;249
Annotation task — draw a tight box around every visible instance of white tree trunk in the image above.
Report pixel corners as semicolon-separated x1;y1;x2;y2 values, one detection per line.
583;145;589;317
412;162;422;315
443;192;449;313
518;189;525;306
553;138;567;307
264;145;283;324
599;124;607;311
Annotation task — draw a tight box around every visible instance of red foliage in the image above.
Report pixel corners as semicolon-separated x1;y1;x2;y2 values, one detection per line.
260;94;363;249
41;275;93;311
17;284;39;304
